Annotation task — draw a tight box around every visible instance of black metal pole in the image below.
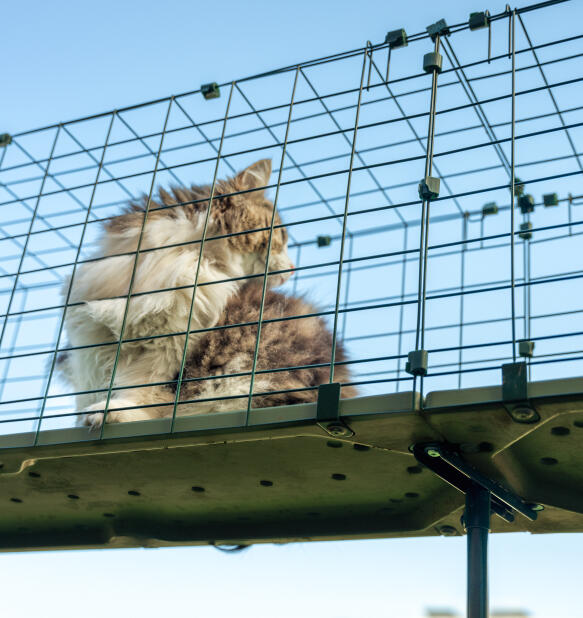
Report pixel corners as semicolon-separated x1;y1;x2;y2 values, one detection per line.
465;483;491;618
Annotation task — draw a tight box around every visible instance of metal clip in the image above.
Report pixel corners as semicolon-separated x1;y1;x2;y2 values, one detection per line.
426;19;450;41
0;133;12;148
543;193;558;207
385;29;408;82
518;194;535;214
482;202;498;216
519;340;535;358
317;235;331;247
501;362;540;424
519;221;532;240
469;11;489;30
423;52;443;74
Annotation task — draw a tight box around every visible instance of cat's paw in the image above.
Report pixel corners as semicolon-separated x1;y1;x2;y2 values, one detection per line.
80;400;153;430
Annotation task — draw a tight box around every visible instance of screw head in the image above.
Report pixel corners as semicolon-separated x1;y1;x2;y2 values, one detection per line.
425;447;441;458
511;406;537;422
438;525;458;536
326;423;351;437
529;503;545;512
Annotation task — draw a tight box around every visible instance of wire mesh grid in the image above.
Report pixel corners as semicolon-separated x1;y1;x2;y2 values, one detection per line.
0;0;581;441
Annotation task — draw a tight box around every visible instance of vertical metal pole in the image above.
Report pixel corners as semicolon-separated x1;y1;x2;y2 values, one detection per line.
465;484;490;618
509;8;518;363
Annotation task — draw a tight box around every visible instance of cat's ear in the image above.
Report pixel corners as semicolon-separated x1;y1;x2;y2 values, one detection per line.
236;159;272;191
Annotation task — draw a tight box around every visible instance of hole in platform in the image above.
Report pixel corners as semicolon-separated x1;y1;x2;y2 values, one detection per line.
191;486;205;493
551;426;570;436
540;457;558;466
28;471;41;478
353;444;370;451
574;420;583;428
405;492;419;499
260;480;273;487
331;473;346;481
128;490;141;496
407;465;423;474
103;513;115;518
67;494;80;500
390;498;403;504
326;441;342;448
10;498;22;503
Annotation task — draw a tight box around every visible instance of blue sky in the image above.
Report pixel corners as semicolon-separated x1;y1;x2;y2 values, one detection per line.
1;1;583;617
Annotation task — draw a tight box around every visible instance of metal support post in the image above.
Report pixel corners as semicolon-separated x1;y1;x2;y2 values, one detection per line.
465;484;490;618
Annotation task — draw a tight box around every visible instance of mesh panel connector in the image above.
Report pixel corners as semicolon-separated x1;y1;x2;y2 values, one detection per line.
406;350;428;377
543;193;559;207
385;29;408;48
469;11;489;30
519;194;535;214
426;19;450;41
201;83;220;100
519;221;533;240
418;176;440;201
482;202;498;216
511;177;525;197
0;133;12;147
519;340;535;358
317;235;331;247
423;52;443;74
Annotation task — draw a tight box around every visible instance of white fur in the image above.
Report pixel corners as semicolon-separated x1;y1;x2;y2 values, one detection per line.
59;191;293;429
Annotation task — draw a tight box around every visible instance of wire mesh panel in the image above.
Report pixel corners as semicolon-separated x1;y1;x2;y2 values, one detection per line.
0;1;582;446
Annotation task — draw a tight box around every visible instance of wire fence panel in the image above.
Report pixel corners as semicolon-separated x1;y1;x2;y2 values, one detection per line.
0;0;581;443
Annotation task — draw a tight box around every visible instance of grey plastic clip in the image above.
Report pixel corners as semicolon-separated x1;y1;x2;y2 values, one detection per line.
317;235;331;247
201;83;220;100
519;340;535;358
0;133;12;148
385;29;408;48
426;19;450;41
543;193;558;207
519;221;532;240
418;176;440;200
518;194;535;214
423;52;443;74
405;350;428;377
482;202;498;216
469;11;489;30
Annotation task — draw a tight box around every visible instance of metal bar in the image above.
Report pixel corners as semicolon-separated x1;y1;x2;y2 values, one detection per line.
466;484;490;618
510;8;518;363
246;68;301;421
170;83;236;431
329;49;369;382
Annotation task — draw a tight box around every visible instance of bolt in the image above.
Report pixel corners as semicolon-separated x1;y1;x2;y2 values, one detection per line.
425;447;441;458
528;503;545;512
438;525;458;536
511;406;537;422
326;423;351;437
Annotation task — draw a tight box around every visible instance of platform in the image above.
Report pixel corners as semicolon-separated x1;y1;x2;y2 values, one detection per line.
0;377;581;552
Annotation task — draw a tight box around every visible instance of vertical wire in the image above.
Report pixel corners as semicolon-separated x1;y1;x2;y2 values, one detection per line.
292;245;301;295
246;67;301;424
98;98;175;438
396;225;408;392
510;9;518;363
170;84;235;432
458;213;468;388
0;126;62;354
33;112;117;444
340;236;354;342
415;34;441;405
328;50;369;384
0;289;27;403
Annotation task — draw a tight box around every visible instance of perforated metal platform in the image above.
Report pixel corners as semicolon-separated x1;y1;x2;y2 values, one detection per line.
0;377;581;552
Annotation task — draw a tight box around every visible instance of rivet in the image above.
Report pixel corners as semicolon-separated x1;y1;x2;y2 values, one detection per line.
331;473;346;481
438;525;458;536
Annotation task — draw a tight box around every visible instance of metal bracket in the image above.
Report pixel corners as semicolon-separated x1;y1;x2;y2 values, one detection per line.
316;383;354;437
317;235;331;247
201;83;220;100
519;340;535;357
511;176;525;197
482;202;498;216
423;52;443;74
519;221;532;240
426;19;450;41
501;362;540;424
0;133;12;148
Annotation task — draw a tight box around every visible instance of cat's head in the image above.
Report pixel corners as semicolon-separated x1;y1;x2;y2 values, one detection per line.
108;159;294;288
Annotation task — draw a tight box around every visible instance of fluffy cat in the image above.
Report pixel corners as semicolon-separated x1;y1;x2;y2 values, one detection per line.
57;159;355;428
